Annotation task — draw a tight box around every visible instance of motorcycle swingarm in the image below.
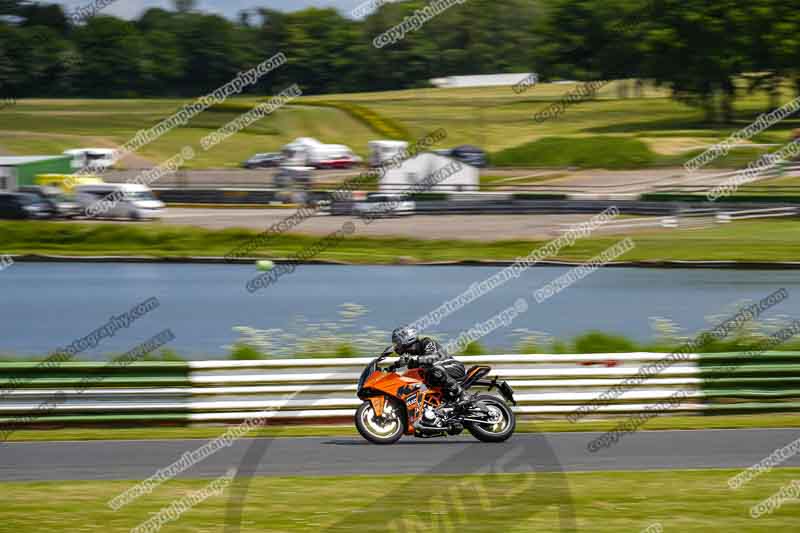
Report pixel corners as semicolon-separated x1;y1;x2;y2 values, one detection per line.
474;378;517;405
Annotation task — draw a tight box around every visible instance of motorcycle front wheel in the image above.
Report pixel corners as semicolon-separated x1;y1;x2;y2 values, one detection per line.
465;394;516;443
355;397;405;445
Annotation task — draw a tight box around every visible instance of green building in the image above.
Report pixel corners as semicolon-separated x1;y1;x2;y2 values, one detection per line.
0;155;73;191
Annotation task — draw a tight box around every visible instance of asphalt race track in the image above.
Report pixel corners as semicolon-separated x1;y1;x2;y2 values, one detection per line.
2;429;799;482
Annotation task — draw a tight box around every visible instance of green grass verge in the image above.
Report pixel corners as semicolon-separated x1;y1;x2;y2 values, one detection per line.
491;136;659;169
3;218;800;263
7;413;800;443
3;469;798;531
481;172;568;187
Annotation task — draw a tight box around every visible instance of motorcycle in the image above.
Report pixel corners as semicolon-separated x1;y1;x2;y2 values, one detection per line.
355;347;517;444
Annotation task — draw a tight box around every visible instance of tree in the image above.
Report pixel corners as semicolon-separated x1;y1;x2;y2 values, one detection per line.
73;16;142;97
746;0;800;103
0;0;796;103
641;0;750;123
138;30;184;96
172;0;196;14
0;0;24;15
17;1;68;34
172;13;245;94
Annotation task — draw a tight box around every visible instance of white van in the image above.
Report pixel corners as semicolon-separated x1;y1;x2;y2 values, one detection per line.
75;183;165;220
368;140;409;168
64;148;116;171
281;138;359;168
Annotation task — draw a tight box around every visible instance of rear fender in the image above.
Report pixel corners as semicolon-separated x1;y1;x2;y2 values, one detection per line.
474;378;517;406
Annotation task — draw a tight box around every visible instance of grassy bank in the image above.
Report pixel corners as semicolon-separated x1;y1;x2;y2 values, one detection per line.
4;469;798;531
317;82;800;166
0;99;377;169
6;414;800;443
4;82;800;170
3;218;800;263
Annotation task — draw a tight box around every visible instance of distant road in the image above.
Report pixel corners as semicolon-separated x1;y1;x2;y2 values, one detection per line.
2;429;798;481
103;167;742;196
105;168;357;188
151;209;596;240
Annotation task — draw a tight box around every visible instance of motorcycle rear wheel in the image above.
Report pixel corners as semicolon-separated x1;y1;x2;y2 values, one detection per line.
355;397;405;444
465;394;516;442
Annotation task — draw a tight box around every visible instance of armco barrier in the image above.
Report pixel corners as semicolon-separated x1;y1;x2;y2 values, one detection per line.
1;352;799;427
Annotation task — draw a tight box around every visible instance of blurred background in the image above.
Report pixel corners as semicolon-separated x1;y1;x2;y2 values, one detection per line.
1;3;800;533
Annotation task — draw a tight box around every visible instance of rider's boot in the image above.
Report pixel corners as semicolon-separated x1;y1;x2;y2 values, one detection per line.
450;385;475;410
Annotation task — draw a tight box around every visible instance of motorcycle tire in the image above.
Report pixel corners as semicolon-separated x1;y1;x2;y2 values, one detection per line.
465;394;516;443
355;397;405;445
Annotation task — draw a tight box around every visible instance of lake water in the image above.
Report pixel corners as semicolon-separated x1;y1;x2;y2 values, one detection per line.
1;263;797;359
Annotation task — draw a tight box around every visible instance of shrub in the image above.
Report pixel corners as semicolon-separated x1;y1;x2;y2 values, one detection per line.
303;100;412;141
459;342;487;355
491;136;657;169
572;331;638;353
230;343;264;360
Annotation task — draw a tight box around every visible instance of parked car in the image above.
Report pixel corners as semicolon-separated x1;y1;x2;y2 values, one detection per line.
353;193;415;218
281;138;359;168
369;140;409;168
450;145;488;168
316;150;363;169
18;186;82;218
74;183;165;220
0;193;56;219
242;152;283;169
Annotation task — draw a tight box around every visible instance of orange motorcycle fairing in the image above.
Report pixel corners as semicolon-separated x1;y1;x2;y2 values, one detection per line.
360;367;432;434
367;396;385;417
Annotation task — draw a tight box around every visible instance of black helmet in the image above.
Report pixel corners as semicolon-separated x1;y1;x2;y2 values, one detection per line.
392;326;417;352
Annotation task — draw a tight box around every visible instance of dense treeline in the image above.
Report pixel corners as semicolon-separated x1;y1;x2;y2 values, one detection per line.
1;0;799;122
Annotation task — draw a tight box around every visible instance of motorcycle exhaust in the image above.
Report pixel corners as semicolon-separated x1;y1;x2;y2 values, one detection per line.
413;419;463;436
414;420;444;433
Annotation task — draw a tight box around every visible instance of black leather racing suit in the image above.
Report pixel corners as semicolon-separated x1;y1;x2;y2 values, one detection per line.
397;337;467;401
